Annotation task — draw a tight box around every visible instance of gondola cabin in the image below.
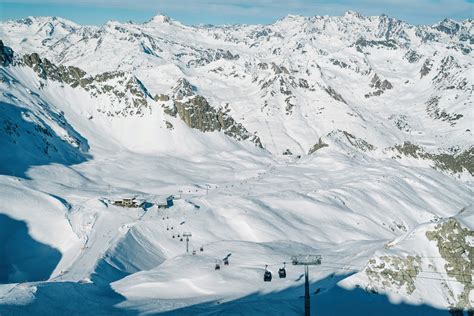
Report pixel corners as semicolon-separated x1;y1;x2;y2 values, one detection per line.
264;270;272;282
278;268;286;278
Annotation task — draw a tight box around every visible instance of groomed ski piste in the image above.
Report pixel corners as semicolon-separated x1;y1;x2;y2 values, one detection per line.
0;11;473;315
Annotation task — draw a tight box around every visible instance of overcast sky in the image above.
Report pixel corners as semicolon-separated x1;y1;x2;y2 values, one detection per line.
0;0;473;26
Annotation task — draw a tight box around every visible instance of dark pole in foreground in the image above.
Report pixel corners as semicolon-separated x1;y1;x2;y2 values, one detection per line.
305;265;310;316
291;255;321;316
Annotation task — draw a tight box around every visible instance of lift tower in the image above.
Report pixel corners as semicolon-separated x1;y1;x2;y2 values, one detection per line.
291;255;322;316
183;232;192;253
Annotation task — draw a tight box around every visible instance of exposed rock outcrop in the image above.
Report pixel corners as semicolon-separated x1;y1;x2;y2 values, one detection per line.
426;96;463;125
329;130;375;152
308;138;329;154
404;49;422;63
420;58;433;78
19;52;151;116
426;218;473;310
391;142;474;175
164;95;262;147
0;40;14;67
365;255;422;294
172;78;196;100
365;74;393;98
325;86;347;103
355;37;398;49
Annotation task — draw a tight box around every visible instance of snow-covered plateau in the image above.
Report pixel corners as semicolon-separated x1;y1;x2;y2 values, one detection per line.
0;11;473;315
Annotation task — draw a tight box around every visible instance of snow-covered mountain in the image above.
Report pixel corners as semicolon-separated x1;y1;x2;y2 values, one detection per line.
0;12;472;315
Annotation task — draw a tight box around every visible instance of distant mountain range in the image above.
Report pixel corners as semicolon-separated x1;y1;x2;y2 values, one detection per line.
0;12;472;315
0;12;472;176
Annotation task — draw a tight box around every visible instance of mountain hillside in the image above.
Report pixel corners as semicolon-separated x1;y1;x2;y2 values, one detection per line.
0;12;473;315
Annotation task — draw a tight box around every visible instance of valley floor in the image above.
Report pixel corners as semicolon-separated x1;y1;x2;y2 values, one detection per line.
0;148;472;315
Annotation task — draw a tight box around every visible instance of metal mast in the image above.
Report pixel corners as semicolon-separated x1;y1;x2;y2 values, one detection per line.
291;255;322;316
183;232;192;253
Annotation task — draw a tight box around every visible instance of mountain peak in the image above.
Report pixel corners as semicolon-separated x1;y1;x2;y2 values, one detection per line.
433;18;461;35
274;14;306;26
281;14;303;20
148;13;172;24
343;10;364;19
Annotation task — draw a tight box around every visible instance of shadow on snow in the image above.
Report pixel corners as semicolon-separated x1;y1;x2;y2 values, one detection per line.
0;281;134;315
0;101;91;179
0;240;135;315
157;272;449;316
0;214;61;283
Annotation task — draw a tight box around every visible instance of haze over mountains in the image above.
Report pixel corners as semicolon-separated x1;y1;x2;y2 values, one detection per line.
0;11;472;315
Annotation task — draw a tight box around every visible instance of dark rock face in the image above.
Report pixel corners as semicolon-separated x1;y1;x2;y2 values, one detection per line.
404;49;422;63
420;58;433;78
426;96;463;125
164;95;262;148
325;86;346;103
355;37;398;49
392;142;473;175
19;53;150;116
431;55;468;91
365;255;421;295
186;48;239;67
327;130;375;152
426;218;473;310
308;138;328;154
365;74;393;98
22;53;87;83
154;94;170;102
434;19;461;36
341;130;375;152
271;63;289;75
0;40;14;67
172;78;196;100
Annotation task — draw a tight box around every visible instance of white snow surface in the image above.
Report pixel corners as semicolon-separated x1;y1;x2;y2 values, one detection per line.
0;11;473;315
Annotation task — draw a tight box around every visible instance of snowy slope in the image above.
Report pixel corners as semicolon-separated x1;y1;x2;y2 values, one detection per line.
0;11;473;315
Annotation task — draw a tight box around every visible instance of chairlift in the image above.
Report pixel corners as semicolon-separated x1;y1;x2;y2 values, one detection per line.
264;265;272;282
278;262;286;279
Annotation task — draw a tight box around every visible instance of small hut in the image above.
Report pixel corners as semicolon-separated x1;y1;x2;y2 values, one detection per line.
113;198;143;208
